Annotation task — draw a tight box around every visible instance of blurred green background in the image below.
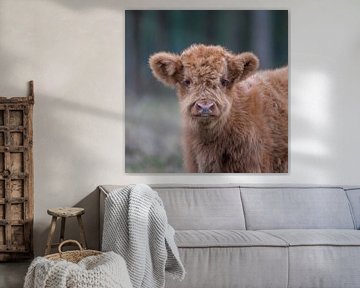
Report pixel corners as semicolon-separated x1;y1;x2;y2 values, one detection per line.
125;10;288;173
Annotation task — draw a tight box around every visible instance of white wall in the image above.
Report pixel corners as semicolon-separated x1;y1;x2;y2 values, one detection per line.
0;0;360;256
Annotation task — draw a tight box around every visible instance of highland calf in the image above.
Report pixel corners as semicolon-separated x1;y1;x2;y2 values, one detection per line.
149;44;288;173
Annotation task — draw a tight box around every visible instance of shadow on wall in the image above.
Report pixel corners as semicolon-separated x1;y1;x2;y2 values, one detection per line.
0;49;25;95
52;0;186;12
0;0;126;256
33;94;123;256
52;0;121;10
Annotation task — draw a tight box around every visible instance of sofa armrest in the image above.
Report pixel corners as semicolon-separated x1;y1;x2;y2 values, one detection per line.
99;186;109;250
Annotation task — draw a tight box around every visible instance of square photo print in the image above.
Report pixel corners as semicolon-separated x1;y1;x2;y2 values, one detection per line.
125;10;288;173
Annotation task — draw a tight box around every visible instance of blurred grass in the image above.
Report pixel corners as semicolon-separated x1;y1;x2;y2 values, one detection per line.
125;94;184;173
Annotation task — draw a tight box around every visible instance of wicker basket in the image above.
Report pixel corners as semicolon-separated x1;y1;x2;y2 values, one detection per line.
45;240;102;263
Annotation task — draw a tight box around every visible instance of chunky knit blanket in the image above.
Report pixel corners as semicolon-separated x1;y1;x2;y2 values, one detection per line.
24;251;132;288
102;184;185;288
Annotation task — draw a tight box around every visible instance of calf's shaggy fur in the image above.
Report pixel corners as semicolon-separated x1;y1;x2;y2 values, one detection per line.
149;44;288;173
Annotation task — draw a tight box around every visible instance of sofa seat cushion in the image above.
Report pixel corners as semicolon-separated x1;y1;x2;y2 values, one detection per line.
259;230;360;288
166;246;289;288
262;229;360;246
175;230;288;248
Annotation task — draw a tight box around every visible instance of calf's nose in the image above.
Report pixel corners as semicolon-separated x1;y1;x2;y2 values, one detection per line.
196;102;215;113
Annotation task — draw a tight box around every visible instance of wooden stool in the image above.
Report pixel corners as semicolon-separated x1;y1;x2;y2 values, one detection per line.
45;207;87;255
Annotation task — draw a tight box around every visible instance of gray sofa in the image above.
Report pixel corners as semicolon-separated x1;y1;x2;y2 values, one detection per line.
99;185;360;288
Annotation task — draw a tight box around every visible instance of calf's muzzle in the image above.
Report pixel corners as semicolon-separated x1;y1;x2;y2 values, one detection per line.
194;101;215;115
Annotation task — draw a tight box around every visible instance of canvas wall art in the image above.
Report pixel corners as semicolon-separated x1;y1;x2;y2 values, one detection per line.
125;10;288;173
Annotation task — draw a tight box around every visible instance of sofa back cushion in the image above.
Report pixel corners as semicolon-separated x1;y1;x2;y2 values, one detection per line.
240;187;355;230
345;188;360;229
153;186;246;230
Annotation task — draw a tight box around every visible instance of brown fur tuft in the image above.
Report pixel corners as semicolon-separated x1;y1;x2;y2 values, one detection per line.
227;52;259;82
149;52;182;87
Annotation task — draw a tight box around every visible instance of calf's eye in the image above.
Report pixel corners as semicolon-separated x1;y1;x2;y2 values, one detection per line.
182;79;191;87
221;78;230;87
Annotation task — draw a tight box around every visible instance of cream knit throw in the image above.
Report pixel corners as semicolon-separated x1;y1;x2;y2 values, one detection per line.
24;251;133;288
102;184;185;288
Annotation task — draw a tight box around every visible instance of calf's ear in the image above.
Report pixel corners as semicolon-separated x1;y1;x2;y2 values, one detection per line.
227;52;259;83
149;52;182;87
